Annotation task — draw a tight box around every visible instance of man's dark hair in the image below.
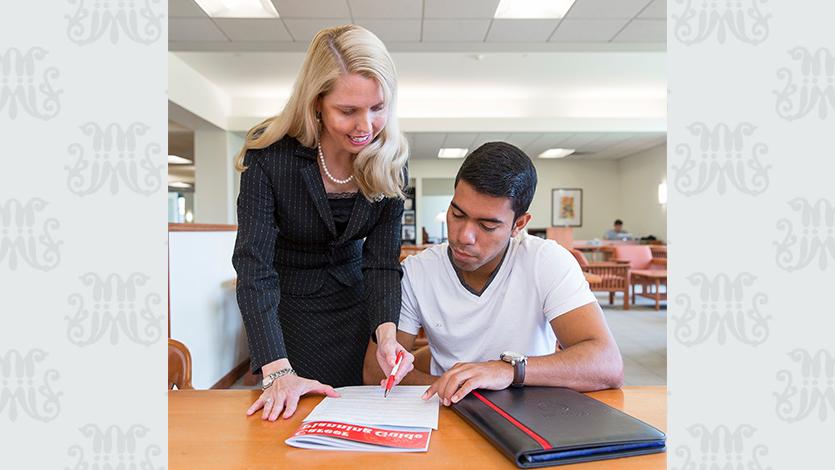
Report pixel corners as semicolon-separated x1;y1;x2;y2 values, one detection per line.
454;142;537;220
614;219;623;226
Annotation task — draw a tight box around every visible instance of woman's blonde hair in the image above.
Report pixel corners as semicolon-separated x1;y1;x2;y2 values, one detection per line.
234;24;408;200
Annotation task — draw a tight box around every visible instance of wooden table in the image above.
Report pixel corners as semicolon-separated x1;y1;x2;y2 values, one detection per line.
631;270;667;311
169;386;666;469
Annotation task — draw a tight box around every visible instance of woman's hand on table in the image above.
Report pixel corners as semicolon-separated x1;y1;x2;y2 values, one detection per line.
375;322;415;387
247;363;340;421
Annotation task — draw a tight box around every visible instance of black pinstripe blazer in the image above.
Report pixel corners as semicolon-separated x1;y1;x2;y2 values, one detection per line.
232;136;403;373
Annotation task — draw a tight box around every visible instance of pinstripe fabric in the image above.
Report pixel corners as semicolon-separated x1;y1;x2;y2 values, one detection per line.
232;136;403;385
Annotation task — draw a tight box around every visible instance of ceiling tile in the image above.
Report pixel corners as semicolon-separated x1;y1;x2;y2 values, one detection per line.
505;133;542;150
558;133;606;150
283;18;353;41
549;19;628;42
170;0;208;18
354;19;421;42
424;0;501;19
273;0;351;18
348;0;422;18
564;0;652;19
412;133;447;159
442;133;478;148
527;133;574;156
638;0;665;19
612;19;665;42
213;19;293;41
486;19;558;42
470;133;511;150
422;19;491;42
169;18;229;42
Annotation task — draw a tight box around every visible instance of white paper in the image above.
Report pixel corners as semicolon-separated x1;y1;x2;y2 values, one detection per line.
303;385;440;430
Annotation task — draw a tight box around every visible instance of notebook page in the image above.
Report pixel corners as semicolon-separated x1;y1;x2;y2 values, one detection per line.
303;385;440;429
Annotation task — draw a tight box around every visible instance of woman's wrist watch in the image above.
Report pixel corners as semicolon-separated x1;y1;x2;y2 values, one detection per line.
500;351;527;388
261;367;296;390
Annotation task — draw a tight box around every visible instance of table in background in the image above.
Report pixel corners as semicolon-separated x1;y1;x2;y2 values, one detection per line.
169;386;666;470
631;270;667;311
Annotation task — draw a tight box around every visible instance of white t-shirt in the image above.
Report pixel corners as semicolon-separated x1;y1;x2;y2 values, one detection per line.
399;233;597;375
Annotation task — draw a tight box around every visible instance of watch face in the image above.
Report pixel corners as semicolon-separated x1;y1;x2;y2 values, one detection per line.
501;351;522;362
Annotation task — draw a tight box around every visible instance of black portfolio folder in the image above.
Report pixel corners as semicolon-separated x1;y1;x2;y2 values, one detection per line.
451;387;666;468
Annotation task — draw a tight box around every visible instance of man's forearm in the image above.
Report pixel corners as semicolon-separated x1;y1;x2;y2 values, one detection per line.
525;339;623;391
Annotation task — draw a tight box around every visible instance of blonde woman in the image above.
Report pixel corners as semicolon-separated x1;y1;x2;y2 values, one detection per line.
232;25;414;421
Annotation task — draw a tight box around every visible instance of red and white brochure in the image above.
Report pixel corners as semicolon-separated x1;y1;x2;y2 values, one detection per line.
284;386;439;452
286;421;431;452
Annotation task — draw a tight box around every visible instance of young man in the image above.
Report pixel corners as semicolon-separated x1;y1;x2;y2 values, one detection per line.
363;142;623;406
604;219;631;240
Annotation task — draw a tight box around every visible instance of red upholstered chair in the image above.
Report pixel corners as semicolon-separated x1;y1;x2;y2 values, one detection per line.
611;245;667;306
570;249;630;310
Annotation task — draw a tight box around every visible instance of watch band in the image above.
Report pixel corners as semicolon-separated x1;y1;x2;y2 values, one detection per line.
261;367;296;390
511;358;526;388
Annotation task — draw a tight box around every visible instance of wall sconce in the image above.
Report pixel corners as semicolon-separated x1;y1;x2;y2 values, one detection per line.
657;181;668;205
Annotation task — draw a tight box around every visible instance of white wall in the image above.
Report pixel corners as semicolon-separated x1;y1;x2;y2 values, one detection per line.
408;145;667;242
169;231;248;389
618;144;667;241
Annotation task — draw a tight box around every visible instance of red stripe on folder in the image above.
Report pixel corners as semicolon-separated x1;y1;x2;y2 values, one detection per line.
471;391;552;450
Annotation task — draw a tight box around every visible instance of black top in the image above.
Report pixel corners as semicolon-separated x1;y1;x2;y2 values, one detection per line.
232;136;404;375
327;192;358;236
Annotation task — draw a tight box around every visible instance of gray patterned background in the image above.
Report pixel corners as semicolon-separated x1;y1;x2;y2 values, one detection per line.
669;0;834;467
2;0;833;467
1;0;166;467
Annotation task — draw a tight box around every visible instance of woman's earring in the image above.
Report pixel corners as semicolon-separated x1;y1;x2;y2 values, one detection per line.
315;112;322;125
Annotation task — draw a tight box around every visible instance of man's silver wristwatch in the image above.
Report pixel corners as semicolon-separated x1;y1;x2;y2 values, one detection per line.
500;351;527;388
261;367;296;390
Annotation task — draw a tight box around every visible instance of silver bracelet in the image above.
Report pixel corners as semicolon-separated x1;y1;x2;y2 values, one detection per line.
261;367;296;390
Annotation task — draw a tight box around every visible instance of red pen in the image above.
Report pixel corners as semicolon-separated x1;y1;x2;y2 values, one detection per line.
384;351;405;398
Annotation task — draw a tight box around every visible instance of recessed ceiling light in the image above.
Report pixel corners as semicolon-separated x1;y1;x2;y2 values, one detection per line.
538;148;576;159
168;154;193;165
194;0;279;18
494;0;576;19
437;148;469;159
169;181;193;189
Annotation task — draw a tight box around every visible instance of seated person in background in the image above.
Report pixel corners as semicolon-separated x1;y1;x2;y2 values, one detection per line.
363;142;623;406
604;219;631;240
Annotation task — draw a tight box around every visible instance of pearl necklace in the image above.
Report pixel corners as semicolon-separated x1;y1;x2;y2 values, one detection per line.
318;141;354;185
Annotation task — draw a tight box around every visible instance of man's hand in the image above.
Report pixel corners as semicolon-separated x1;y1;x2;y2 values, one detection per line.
422;360;514;406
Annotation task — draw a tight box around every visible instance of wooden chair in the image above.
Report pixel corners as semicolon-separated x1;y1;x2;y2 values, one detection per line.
649;245;667;259
570;249;630;310
168;338;194;390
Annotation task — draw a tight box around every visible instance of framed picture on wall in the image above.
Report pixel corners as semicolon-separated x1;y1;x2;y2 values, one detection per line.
402;210;415;225
551;188;583;227
402;225;416;240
